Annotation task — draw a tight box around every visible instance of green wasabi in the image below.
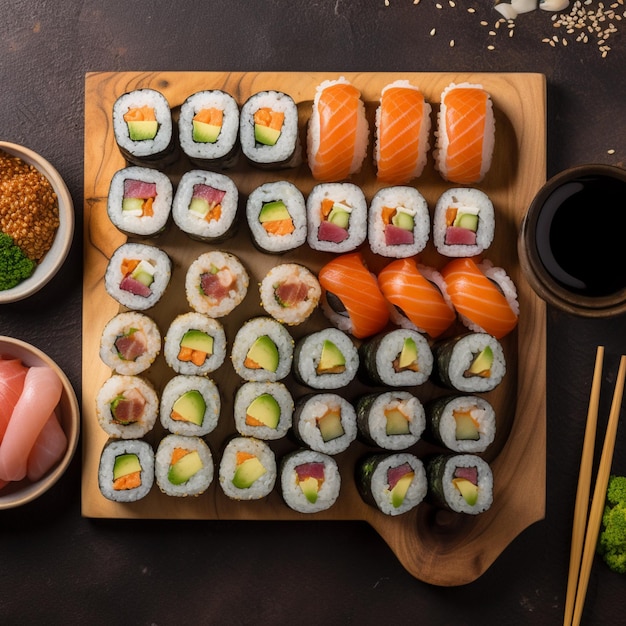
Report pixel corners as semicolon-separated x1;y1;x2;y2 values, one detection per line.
0;232;36;290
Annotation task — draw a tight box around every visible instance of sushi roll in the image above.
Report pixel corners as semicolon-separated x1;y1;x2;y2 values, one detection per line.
239;90;302;169
434;82;495;185
163;312;227;375
185;251;249;318
426;453;493;515
107;166;173;237
155;434;214;497
426;394;496;453
280;449;340;514
433;332;506;393
230;317;294;382
378;257;456;339
358;328;433;387
112;88;177;168
357;452;427;516
246;181;307;253
95;374;159;439
367;185;430;258
160;374;221;437
293;327;359;390
218;437;277;500
307;77;369;182
99;312;161;376
178;89;240;169
259;263;321;326
104;242;171;311
318;252;389;339
233;381;294;440
98;439;154;503
441;257;519;339
292;393;357;455
374;80;432;185
433;188;495;257
356;390;426;450
172;170;239;243
306;182;367;253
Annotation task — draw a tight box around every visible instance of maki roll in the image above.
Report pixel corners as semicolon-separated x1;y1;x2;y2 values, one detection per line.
185;251;249;318
95;374;159;439
293;327;359;390
367;186;430;258
163;312;227;376
239;90;302;169
172;170;239;243
246;181;307;253
107;166;173;237
99;312;161;376
104;242;171;311
230;317;294;382
357;452;427;516
280;449;340;514
155;434;214;497
426;453;493;515
178;89;240;169
233;381;294;440
98;439;154;503
218;437;277;500
306;182;367;253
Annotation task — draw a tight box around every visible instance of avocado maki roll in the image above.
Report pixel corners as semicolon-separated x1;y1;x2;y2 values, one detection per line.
233;381;294;440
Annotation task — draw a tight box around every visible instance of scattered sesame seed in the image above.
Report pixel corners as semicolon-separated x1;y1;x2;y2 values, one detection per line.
430;27;437;35
450;39;455;46
608;148;616;154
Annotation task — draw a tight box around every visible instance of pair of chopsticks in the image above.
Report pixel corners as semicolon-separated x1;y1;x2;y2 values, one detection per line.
563;346;626;626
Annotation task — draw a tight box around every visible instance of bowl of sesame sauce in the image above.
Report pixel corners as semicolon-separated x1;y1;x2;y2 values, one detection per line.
0;142;74;303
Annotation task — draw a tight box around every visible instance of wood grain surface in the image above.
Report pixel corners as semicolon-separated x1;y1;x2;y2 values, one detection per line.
82;71;546;585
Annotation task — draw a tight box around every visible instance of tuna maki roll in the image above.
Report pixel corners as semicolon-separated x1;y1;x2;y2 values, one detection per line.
233;381;294;440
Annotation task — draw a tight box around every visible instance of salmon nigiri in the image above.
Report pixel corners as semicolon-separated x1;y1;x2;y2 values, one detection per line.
318;252;389;339
0;357;28;441
441;257;518;339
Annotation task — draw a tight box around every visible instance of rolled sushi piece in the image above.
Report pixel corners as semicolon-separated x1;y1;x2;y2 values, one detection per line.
107;166;173;237
306;182;367;253
178;89;240;168
357;452;427;516
95;374;159;439
185;251;249;318
356;390;426;450
160;374;221;437
368;185;430;258
434;82;495;185
246;181;307;254
426;394;496;453
172;170;239;243
358;328;432;387
98;438;154;503
433;187;495;257
292;327;359;390
233;381;294;440
259;263;321;326
426;453;493;515
441;257;519;339
104;242;172;311
163;312;227;375
374;80;432;185
280;449;340;514
112;88;177;168
230;317;294;382
218;436;277;500
239;90;302;169
318;252;389;339
99;312;161;376
292;393;357;455
433;332;506;393
155;434;214;497
307;76;369;182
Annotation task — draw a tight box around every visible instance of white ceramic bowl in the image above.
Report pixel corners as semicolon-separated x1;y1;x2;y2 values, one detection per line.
0;141;74;303
0;336;80;509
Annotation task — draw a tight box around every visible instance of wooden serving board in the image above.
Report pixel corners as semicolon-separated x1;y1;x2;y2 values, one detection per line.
82;71;547;586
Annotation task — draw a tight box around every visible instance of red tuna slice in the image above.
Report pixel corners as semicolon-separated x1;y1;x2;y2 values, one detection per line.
119;276;152;297
387;462;413;490
275;279;309;307
454;465;478;485
114;330;147;361
112;388;146;424
444;226;477;246
384;224;415;246
192;184;226;205
123;179;157;199
295;462;325;481
318;220;349;243
200;271;230;300
0;358;28;441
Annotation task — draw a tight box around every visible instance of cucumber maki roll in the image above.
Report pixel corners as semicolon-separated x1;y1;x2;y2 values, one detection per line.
233;381;294;440
98;439;154;503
